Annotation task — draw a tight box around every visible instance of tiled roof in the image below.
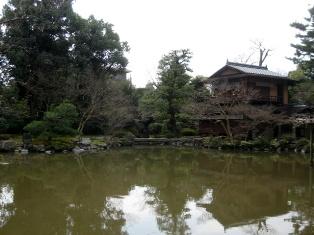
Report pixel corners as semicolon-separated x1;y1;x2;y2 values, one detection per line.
226;62;287;78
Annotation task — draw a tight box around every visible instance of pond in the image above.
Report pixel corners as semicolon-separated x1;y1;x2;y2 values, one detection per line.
0;147;313;235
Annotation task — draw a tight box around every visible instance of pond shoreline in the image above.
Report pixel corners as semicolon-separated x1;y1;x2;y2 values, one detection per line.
0;136;310;156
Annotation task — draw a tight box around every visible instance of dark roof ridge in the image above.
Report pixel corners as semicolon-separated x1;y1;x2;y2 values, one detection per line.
226;61;268;70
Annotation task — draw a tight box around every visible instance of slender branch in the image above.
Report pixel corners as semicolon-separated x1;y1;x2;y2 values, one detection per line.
0;17;26;25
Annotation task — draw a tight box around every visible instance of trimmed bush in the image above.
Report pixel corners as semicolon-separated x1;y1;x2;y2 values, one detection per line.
251;137;270;149
112;130;135;139
48;137;76;151
0;134;11;141
148;123;163;135
240;140;254;149
222;140;237;149
24;101;78;138
270;139;280;149
181;128;197;136
24;121;46;137
203;136;224;148
296;138;310;150
0;118;9;133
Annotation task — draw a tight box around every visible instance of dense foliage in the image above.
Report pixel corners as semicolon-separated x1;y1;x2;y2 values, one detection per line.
0;1;313;140
289;79;314;105
0;84;29;133
0;0;133;136
0;0;128;110
140;49;193;137
289;5;314;105
291;5;314;80
24;101;78;138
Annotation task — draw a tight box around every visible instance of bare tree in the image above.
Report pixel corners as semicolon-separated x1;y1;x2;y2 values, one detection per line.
68;72;109;135
190;81;283;141
68;71;136;135
101;79;137;134
234;52;256;65
233;40;272;66
252;40;272;66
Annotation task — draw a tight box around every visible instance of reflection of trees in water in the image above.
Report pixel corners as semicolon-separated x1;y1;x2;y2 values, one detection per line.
198;152;299;234
285;198;314;234
0;176;67;235
0;148;312;234
65;156;128;235
143;152;194;235
285;167;314;235
241;219;276;235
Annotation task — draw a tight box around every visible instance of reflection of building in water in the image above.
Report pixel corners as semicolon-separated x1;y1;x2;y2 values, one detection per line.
201;179;288;230
194;154;310;231
0;149;312;234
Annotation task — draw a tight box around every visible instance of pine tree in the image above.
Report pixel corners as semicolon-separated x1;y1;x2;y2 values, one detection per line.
291;5;314;79
155;49;192;136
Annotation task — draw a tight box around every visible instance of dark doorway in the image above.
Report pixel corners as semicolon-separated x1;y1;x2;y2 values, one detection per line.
277;85;283;104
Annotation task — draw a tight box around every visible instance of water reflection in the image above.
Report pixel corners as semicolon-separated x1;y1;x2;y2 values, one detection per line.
0;148;313;234
0;185;14;228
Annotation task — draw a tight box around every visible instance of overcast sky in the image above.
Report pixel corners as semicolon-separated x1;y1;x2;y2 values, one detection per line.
0;0;313;87
72;0;313;87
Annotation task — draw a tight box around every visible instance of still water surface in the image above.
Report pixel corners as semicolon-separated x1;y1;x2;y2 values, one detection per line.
0;147;313;235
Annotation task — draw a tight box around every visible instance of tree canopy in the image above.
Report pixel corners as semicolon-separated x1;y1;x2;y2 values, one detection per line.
289;5;314;106
291;5;314;80
150;49;193;136
0;0;128;118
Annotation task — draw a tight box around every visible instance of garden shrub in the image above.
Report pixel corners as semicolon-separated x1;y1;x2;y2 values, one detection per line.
203;136;224;148
161;121;169;135
240;140;254;149
48;136;76;151
251;137;270;149
159;121;176;138
148;123;163;135
24;101;78;138
24;121;46;137
112;130;135;139
0;93;29;134
296;138;309;150
222;140;237;149
180;128;197;136
278;139;290;149
0;118;9;133
0;134;11;140
275;135;296;149
270;139;280;149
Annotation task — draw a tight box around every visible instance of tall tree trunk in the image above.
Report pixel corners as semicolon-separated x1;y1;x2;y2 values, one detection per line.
78;109;93;135
168;108;177;136
167;99;178;136
220;119;233;142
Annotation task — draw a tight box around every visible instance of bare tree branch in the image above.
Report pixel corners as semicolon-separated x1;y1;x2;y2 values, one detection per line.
189;81;285;141
252;40;272;66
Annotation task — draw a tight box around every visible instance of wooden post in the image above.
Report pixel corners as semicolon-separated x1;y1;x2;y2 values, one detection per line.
292;125;296;139
310;124;313;167
309;166;313;206
278;124;282;138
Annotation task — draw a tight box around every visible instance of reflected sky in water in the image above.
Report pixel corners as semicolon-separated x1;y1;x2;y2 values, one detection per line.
0;185;14;229
0;147;313;235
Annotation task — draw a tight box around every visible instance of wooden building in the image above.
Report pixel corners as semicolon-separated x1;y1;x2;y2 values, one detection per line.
199;62;295;136
208;61;294;105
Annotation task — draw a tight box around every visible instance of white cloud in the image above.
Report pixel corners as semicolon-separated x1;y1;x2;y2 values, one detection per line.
73;0;313;87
